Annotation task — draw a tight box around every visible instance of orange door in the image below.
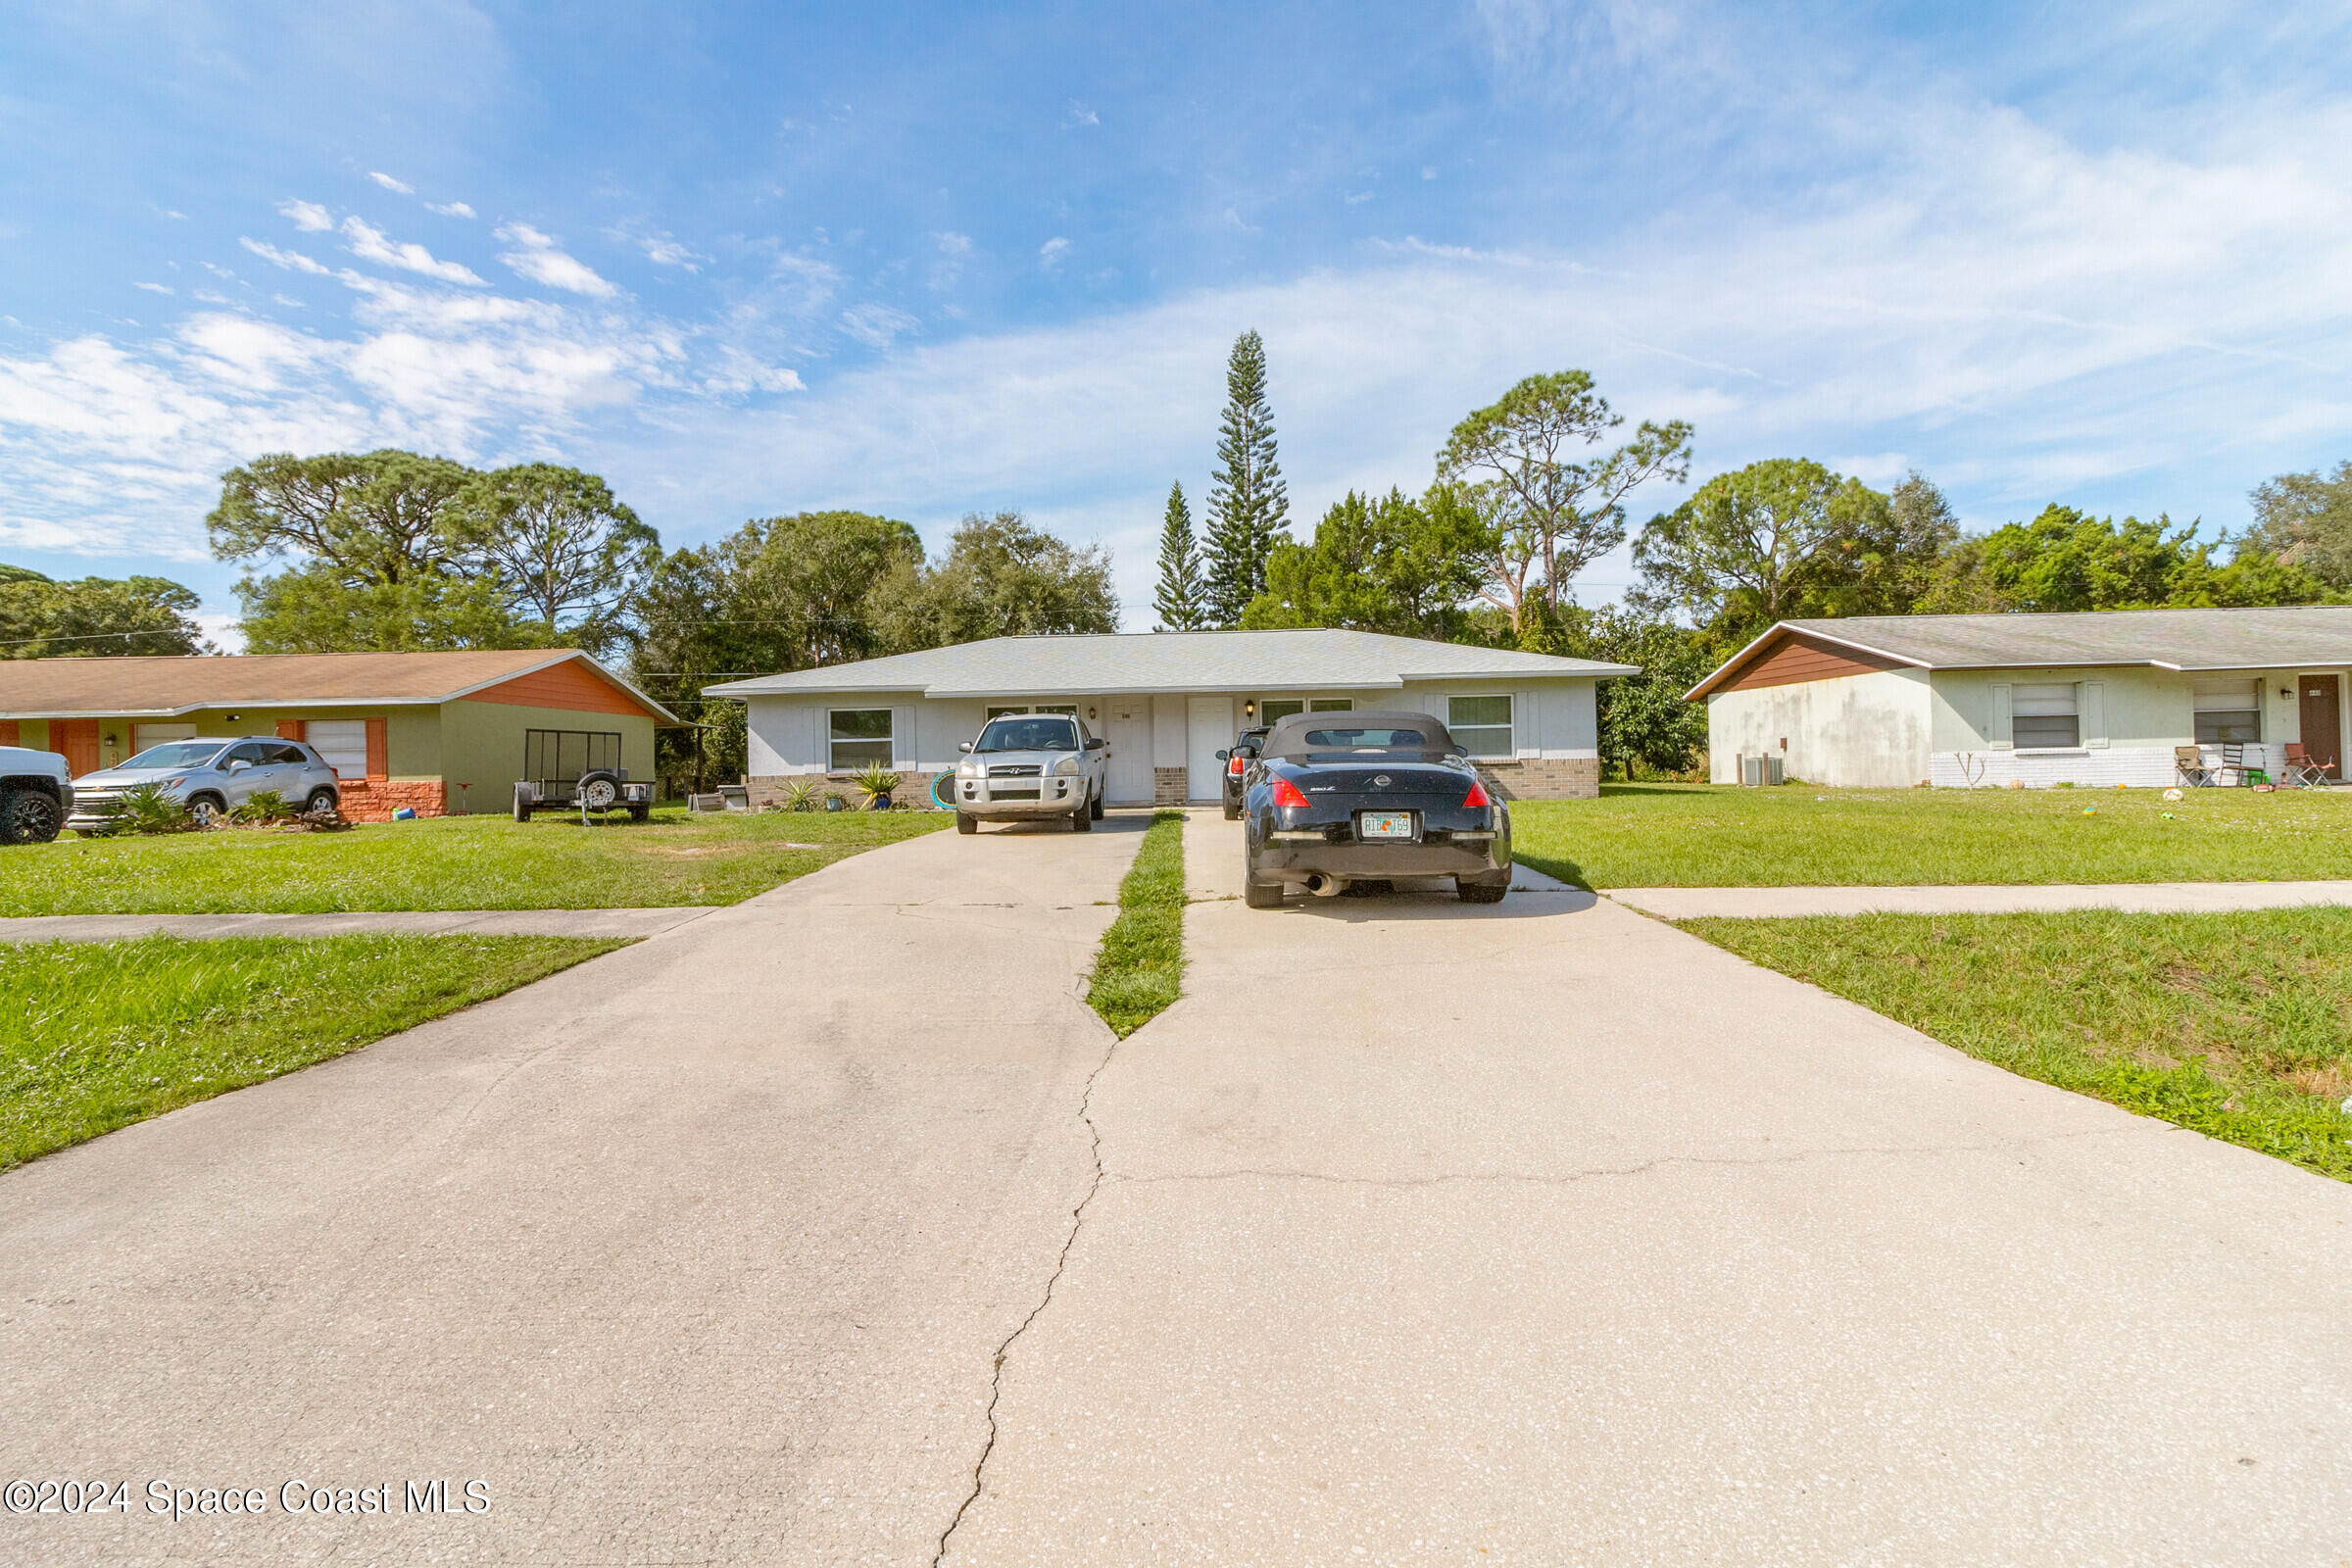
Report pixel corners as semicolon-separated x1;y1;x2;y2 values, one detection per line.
59;718;101;775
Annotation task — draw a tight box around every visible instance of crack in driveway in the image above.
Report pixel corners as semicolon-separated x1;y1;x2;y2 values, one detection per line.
931;1029;1119;1566
1106;1124;2149;1192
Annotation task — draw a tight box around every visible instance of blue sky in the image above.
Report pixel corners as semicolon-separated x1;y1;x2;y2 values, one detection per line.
3;0;2349;643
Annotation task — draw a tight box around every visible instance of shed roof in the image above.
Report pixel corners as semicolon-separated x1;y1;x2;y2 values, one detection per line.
1688;606;2352;700
0;648;677;721
701;628;1639;700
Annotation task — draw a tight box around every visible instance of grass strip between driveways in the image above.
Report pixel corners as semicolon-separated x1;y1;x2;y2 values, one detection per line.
1510;781;2352;888
11;807;948;915
1683;906;2352;1181
1087;810;1187;1038
0;933;625;1171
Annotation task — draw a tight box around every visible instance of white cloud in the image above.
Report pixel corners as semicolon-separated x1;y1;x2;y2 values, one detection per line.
496;222;618;298
627;94;2352;613
838;304;920;348
1369;235;1531;265
1064;101;1099;127
278;199;334;233
341;216;485;284
368;172;416;195
132;281;173;295
239;237;330;275
427;201;476;220
638;234;703;270
1039;236;1070;270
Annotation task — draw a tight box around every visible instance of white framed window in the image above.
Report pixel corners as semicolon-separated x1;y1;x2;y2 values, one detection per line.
2011;683;2080;750
829;709;894;770
985;704;1077;719
1258;699;1303;724
1448;694;1514;758
2192;678;2261;745
1309;698;1351;712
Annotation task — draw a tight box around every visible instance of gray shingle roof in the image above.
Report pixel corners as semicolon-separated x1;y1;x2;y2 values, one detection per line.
1780;606;2352;669
701;628;1637;700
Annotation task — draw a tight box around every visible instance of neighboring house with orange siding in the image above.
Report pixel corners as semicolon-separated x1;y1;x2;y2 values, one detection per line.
0;649;675;819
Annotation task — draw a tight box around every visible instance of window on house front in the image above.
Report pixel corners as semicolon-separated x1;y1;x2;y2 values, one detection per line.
1258;700;1304;724
2192;678;2261;745
2011;683;2081;749
1309;698;1351;711
829;709;894;770
1449;694;1514;758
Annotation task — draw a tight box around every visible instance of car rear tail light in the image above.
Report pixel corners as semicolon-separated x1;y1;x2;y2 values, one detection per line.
1270;778;1310;809
1229;755;1245;777
1462;778;1492;808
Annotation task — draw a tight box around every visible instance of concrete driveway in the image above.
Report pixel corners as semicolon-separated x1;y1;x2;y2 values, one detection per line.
5;809;2351;1566
0;814;1143;1567
937;814;2352;1565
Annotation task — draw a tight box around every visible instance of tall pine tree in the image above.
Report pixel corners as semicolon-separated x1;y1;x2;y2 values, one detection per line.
1152;480;1207;630
1203;329;1289;624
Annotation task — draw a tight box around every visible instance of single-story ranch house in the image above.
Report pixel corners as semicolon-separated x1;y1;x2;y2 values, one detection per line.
0;648;675;819
703;628;1638;807
1689;606;2352;788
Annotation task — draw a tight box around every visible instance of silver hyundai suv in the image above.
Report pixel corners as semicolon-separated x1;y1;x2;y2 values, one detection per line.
952;713;1109;833
67;736;342;832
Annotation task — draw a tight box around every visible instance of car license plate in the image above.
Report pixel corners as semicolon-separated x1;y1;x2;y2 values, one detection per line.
1358;810;1415;841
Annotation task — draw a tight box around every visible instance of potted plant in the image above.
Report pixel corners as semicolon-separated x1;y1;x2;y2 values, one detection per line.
854;762;902;810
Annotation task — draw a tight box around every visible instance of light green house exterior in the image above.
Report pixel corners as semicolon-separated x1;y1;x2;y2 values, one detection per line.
1;649;674;818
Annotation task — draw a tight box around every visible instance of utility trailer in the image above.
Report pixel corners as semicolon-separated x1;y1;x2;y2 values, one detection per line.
512;769;653;821
512;730;652;821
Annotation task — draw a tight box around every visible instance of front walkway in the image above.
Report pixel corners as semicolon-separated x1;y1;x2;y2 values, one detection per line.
0;907;721;942
1608;879;2352;918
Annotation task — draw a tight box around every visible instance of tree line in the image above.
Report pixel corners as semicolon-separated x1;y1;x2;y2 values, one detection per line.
10;332;2348;787
1151;335;2352;778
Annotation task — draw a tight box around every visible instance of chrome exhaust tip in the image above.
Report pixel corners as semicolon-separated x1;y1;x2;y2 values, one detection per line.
1303;873;1343;897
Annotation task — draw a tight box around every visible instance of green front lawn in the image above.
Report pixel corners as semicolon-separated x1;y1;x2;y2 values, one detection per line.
1;934;623;1169
1684;908;2352;1181
8;807;948;915
1513;782;2352;888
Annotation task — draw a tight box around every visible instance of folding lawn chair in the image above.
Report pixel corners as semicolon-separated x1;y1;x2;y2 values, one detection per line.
2174;746;2218;787
2283;743;2334;788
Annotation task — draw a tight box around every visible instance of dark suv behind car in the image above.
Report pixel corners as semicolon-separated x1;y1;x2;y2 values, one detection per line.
1218;726;1269;819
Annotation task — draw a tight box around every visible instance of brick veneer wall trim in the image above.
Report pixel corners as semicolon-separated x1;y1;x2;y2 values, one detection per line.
1476;757;1599;801
1153;766;1190;806
748;770;949;811
336;779;448;822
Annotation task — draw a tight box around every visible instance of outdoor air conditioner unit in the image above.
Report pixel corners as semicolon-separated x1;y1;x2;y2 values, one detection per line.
1740;755;1786;786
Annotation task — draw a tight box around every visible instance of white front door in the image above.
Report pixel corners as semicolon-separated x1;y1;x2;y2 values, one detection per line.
1106;701;1152;804
1186;696;1233;803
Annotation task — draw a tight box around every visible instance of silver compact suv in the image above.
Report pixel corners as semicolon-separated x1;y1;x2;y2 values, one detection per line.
952;712;1109;833
67;736;342;832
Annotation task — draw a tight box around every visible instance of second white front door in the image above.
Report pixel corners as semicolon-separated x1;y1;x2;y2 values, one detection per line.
1106;701;1152;804
1186;696;1233;803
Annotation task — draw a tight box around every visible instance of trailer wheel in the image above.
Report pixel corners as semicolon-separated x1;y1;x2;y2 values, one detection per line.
577;771;621;812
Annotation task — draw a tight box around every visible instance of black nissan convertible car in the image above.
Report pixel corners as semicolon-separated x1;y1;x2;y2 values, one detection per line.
1238;710;1511;907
